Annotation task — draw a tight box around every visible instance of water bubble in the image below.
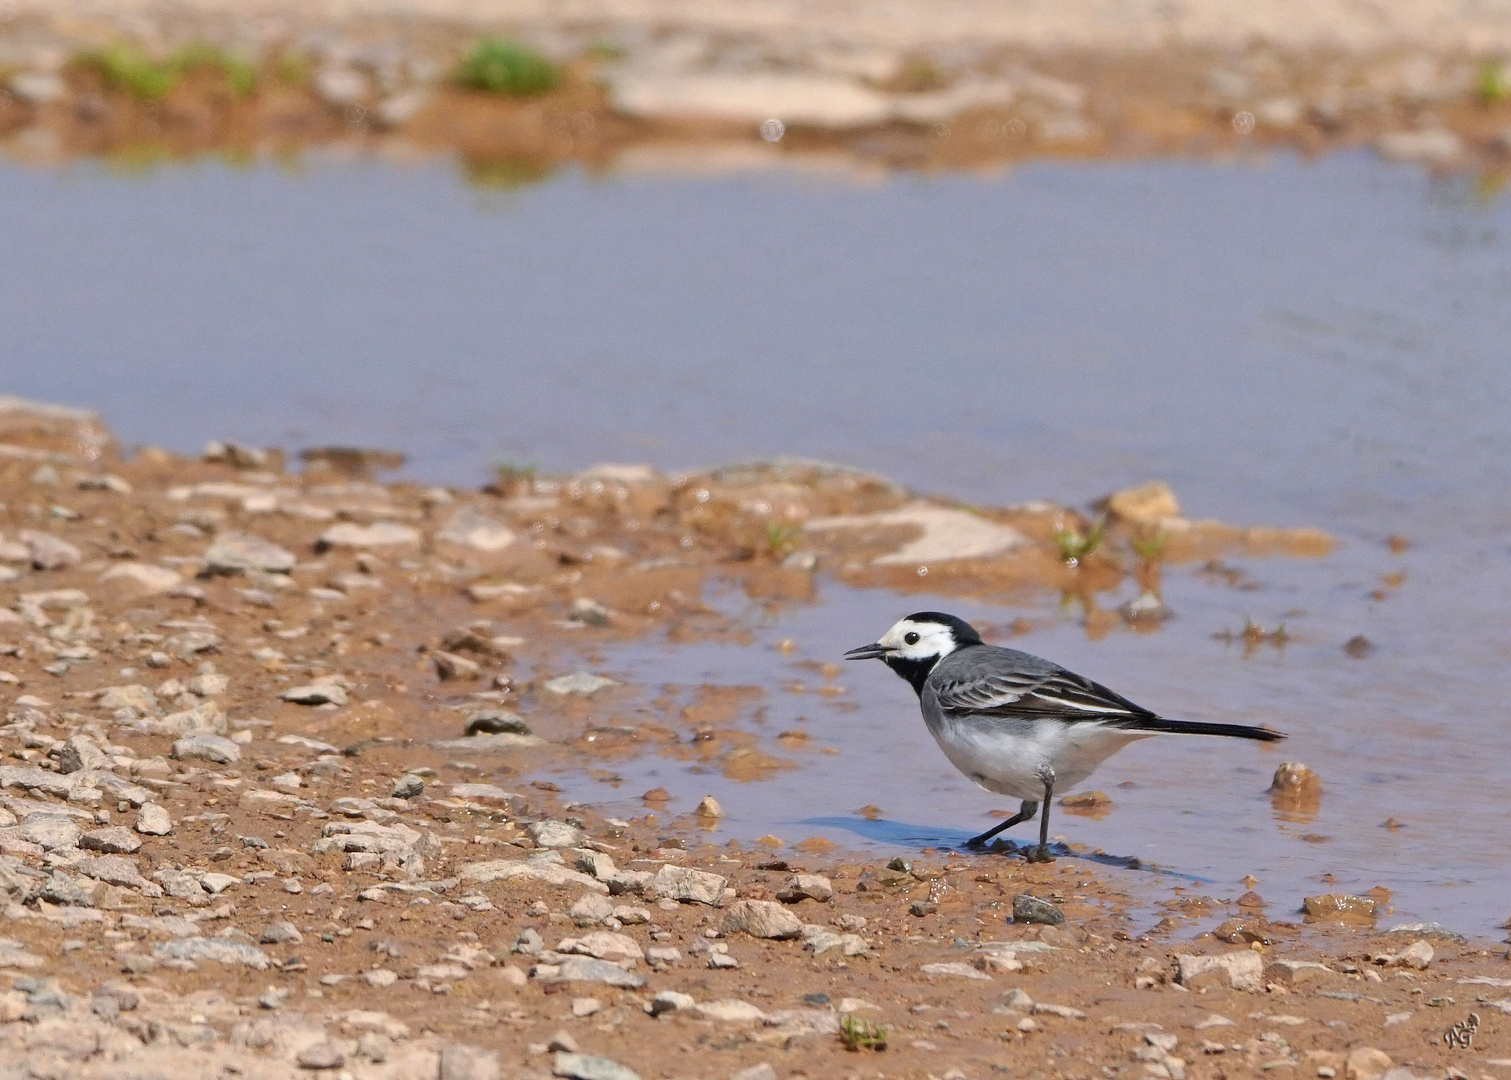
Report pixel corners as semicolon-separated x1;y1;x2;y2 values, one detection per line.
760;118;785;143
1232;110;1255;135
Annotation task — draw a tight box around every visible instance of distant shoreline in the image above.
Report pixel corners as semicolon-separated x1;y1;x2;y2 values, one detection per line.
4;2;1511;173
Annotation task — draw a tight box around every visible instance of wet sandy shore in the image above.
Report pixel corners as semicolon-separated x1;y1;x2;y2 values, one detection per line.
0;396;1507;1078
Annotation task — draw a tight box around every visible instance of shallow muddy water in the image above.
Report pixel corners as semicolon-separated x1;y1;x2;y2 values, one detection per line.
4;152;1511;933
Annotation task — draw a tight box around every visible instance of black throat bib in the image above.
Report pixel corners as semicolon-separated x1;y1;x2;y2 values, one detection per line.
883;653;939;697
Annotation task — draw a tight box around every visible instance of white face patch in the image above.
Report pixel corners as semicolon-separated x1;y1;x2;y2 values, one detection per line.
877;617;960;662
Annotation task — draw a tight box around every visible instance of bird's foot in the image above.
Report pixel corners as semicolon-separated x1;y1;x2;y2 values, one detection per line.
1024;845;1055;864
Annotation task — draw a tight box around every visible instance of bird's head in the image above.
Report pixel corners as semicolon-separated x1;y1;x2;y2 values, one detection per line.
845;612;984;692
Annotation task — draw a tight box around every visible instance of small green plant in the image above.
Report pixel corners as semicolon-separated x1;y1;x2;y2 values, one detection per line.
85;44;179;101
494;460;537;485
1215;617;1290;649
275;51;309;87
892;56;946;93
463;155;555;190
171;42;258;97
456;38;559;97
585;40;626;62
839;1013;888;1051
1476;60;1510;104
82;41;259;102
1053;517;1105;567
1130;527;1168;561
764;522;800;559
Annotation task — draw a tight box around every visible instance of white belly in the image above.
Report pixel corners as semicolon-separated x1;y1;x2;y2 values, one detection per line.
928;716;1149;801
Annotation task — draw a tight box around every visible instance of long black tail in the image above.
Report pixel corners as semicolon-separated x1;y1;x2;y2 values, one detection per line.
1118;716;1286;742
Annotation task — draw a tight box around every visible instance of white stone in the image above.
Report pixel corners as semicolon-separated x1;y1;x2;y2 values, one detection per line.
436;507;515;552
1376;129;1463;164
543;672;615;696
609;72;891;127
804;502;1029;564
721;899;803;939
648;864;727;905
100;562;181;594
7;71;66;104
692;999;767;1023
135;804;173;836
528;820;585;848
319;522;420;549
315;66;370;106
1175;950;1264;992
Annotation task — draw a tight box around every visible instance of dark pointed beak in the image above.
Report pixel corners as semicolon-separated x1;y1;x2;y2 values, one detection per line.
844;642;889;660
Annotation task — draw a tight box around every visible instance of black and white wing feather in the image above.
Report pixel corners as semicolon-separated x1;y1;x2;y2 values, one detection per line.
930;646;1285;741
932;648;1150;721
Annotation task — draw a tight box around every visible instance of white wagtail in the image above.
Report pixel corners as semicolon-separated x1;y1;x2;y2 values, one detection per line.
845;611;1285;862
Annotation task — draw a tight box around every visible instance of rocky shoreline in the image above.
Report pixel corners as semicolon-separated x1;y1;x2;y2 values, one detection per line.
0;395;1506;1078
5;3;1511;174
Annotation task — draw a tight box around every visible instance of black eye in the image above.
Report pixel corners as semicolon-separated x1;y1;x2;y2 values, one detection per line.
904;632;920;645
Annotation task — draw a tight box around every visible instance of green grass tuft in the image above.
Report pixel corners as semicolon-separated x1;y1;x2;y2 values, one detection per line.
1476;60;1510;104
456;38;559;97
764;522;801;559
81;41;259;101
86;44;179;101
463;155;555;190
839;1014;888;1051
274;52;309;88
1053;517;1105;566
1130;527;1168;561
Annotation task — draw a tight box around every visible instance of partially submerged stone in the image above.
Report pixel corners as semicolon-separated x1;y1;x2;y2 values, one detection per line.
544;672;616;696
1101;481;1180;525
1302;894;1378;921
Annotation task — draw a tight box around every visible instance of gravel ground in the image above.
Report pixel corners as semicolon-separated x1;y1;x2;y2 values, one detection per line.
0;398;1506;1079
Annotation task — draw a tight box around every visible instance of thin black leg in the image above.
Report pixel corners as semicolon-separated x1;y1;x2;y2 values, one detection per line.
964;800;1037;848
1026;771;1055;863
